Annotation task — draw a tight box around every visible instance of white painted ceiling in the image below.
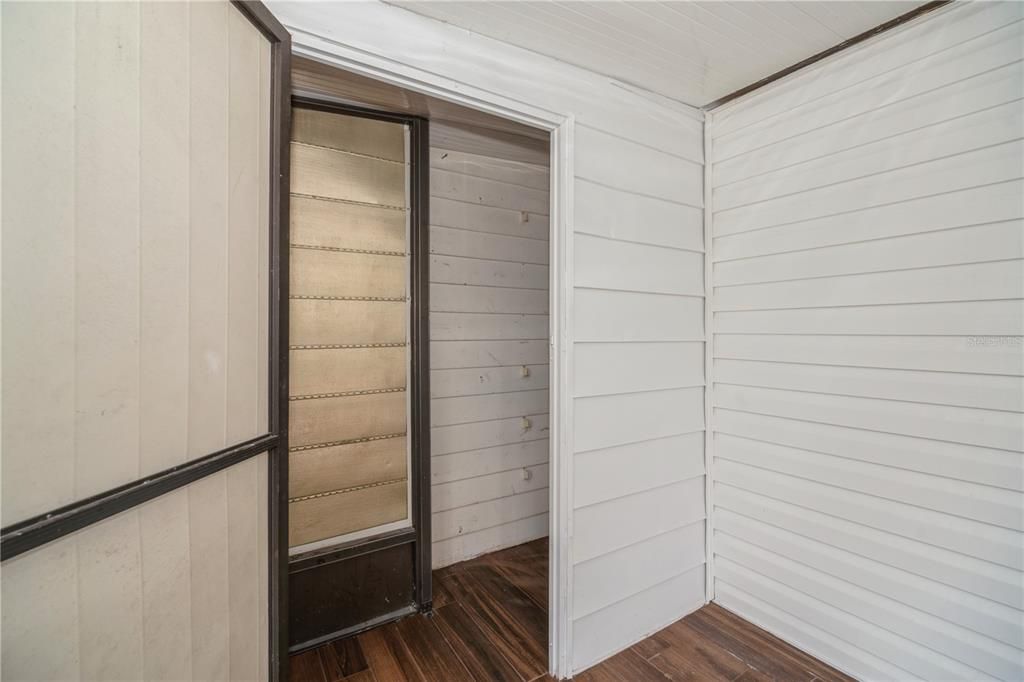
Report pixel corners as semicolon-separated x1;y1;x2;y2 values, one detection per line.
386;1;925;107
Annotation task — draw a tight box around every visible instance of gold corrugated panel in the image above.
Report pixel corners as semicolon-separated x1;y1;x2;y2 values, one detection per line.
290;248;406;300
289;391;407;450
290;143;405;207
289;436;407;499
289;480;408;547
292;107;405;163
287;107;410;548
291;194;406;253
290;346;406;397
289;298;406;347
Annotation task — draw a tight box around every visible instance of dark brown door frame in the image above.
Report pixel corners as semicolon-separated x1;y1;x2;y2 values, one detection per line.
281;96;432;659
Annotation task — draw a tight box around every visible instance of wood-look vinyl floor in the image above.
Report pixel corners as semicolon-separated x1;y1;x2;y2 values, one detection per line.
289;538;853;682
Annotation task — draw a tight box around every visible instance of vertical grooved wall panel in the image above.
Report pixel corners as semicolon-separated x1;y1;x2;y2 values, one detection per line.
1;1;273;679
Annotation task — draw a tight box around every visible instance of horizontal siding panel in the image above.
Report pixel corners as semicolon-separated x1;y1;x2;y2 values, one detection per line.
715;409;1023;492
290;346;405;397
715;583;909;681
714;383;1024;452
430;339;549;369
714;259;1023;311
714;334;1024;376
575;234;703;296
431;196;549;240
432;488;548;542
714;299;1024;336
714;221;1024;287
431;364;548;398
432;464;548;513
715;141;1024;236
431;389;548;427
715;544;1020;681
432;413;549;456
713;12;1024;154
433;513;547;569
575;289;704;342
431;439;548;485
574;342;703;397
716;433;1024;531
431;283;548;314
715;484;1023;610
574;178;702;251
716;101;1023;213
430;226;548;265
574;432;704;509
430;148;548;190
573;476;704;564
431;168;548;214
574;387;704;453
710;7;1023;678
714;573;977;682
572;564;704;673
573;522;704;619
714;359;1024;412
430;312;548;341
574;124;702;205
710;1;1023;137
713;179;1024;262
714;60;1024;187
716;509;1022;646
715;459;1022;571
430;254;547;290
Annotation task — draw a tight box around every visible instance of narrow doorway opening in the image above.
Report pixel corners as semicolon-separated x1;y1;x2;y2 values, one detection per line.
287;57;554;682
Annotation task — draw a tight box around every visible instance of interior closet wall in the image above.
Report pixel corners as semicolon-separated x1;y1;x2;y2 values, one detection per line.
271;3;708;672
707;3;1024;680
1;1;272;679
428;124;551;568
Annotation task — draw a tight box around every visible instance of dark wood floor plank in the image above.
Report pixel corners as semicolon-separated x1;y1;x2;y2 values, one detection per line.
290;649;328;682
701;604;855;681
291;540;852;682
358;626;417;682
432;603;523;682
319;636;369;681
482;541;548;612
644;620;751;681
393;613;476;682
684;607;817;681
440;564;548;680
575;647;671;682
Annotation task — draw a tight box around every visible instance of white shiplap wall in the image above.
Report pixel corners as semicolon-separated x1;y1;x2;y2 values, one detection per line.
707;3;1024;680
266;1;708;672
2;2;272;679
429;130;552;568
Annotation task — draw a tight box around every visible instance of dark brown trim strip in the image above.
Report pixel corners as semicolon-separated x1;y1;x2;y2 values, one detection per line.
289;527;417;574
289;605;419;655
705;1;953;111
410;115;433;612
0;433;279;561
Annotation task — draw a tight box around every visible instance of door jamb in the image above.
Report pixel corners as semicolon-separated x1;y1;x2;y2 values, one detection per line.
280;38;576;680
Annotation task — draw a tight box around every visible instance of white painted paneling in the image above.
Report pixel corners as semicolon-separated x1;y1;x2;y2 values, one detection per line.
1;456;269;682
427;141;551;568
1;2;272;679
227;0;712;671
387;0;926;107
708;4;1024;679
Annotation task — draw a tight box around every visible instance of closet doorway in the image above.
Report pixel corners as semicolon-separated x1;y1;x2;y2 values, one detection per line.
285;59;554;680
